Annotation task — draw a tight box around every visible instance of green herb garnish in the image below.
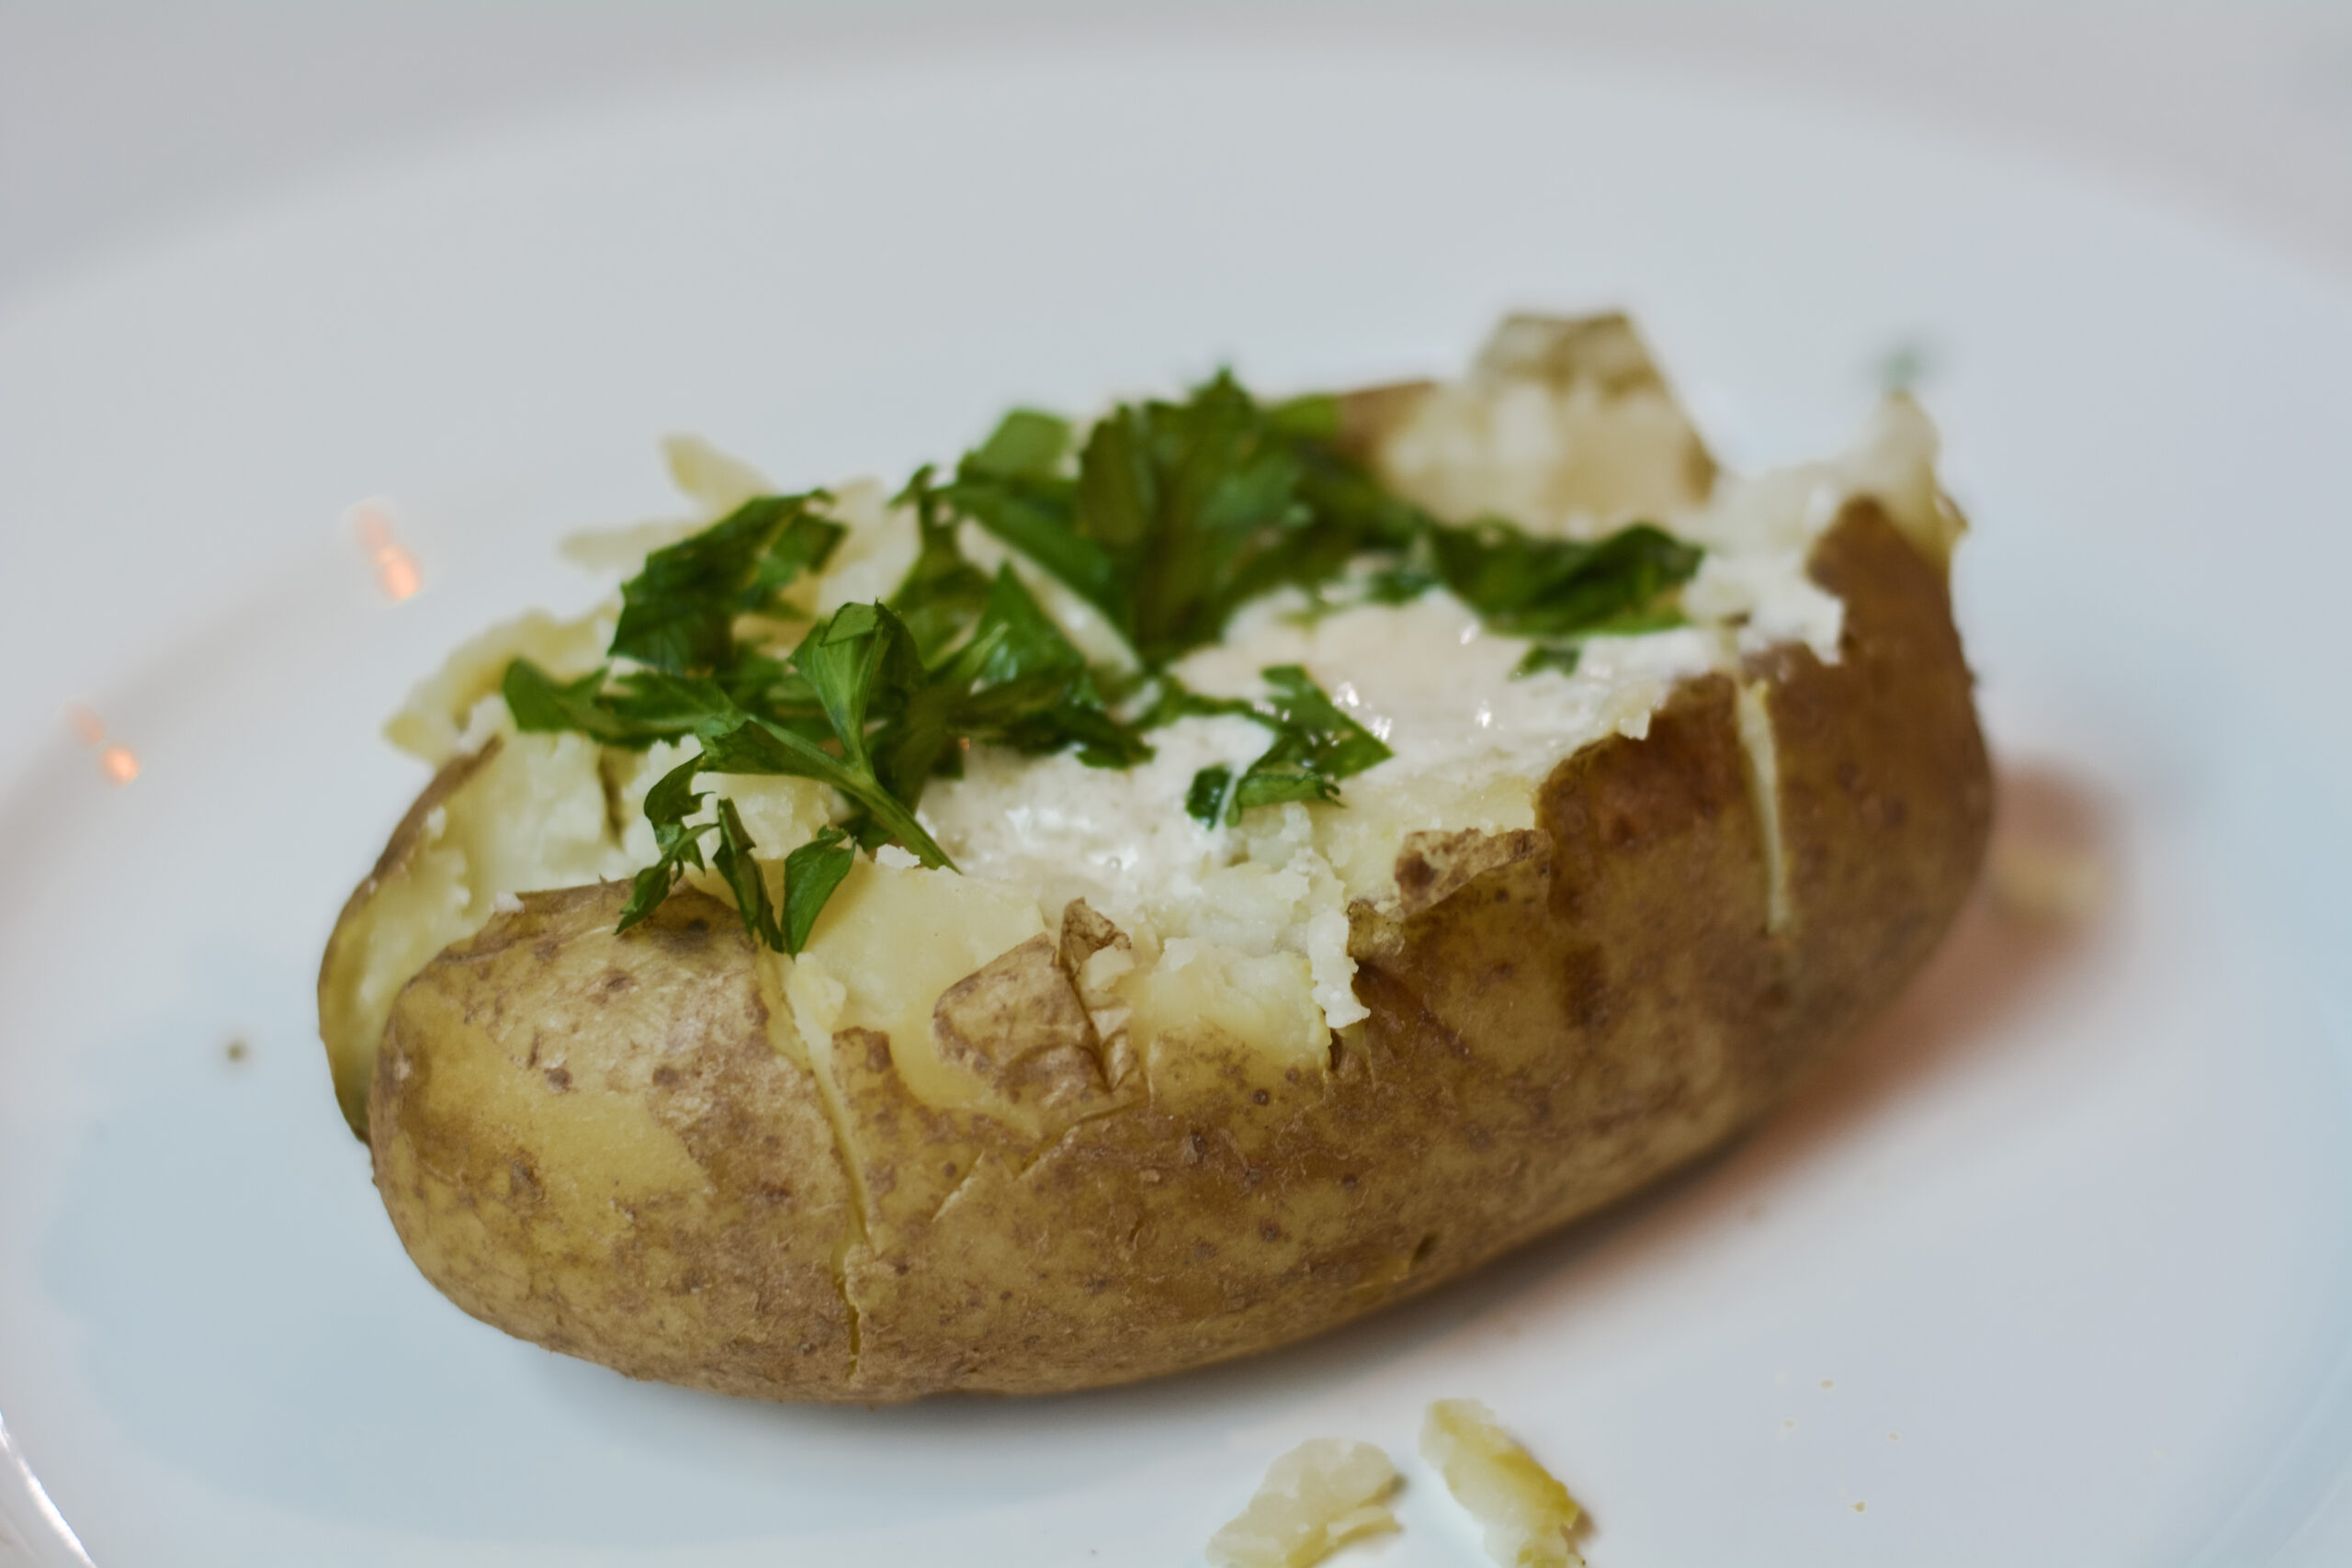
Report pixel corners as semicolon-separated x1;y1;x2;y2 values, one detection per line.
1511;644;1584;680
780;827;857;954
611;494;844;673
1428;522;1702;639
1507;607;1695;681
940;376;1419;670
1184;765;1237;829
1171;665;1395;828
507;368;1704;952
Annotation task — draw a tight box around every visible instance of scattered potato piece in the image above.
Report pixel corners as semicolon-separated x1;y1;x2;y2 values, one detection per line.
1206;1438;1402;1568
557;434;767;571
381;611;607;764
1421;1400;1585;1568
662;432;771;516
557;517;701;574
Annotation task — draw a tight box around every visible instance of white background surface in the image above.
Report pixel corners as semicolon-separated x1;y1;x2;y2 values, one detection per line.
8;0;2352;303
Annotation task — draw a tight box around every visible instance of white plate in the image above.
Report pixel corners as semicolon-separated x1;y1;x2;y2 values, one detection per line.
5;35;2351;1568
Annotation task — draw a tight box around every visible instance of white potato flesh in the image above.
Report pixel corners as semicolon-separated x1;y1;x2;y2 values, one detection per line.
1421;1400;1585;1568
1206;1438;1401;1568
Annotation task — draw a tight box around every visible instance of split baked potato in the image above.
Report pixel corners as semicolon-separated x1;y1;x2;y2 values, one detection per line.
319;314;1989;1401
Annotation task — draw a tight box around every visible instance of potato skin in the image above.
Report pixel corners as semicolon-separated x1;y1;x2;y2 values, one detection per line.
362;498;1988;1402
371;886;857;1395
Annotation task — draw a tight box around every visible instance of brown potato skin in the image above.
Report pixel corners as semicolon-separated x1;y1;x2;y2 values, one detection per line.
364;498;1989;1402
372;886;859;1395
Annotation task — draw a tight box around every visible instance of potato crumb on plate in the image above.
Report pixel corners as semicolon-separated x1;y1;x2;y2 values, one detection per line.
1205;1438;1400;1568
1421;1399;1585;1567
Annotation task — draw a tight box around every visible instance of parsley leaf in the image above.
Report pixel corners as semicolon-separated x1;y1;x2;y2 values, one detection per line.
695;712;953;873
888;468;994;660
503;660;755;749
791;603;922;782
1075;376;1325;667
1170;665;1394;828
710;796;784;951
967;409;1072;480
503;659;635;743
1254;665;1392;773
939;373;1697;675
611;493;844;673
953;567;1153;767
607;754;839;954
940;468;1122;629
1185;765;1234;827
1511;644;1583;680
942;374;1370;669
600;669;748;738
615;754;718;934
1427;520;1702;639
781;827;855;953
1224;664;1393;820
1508;606;1694;681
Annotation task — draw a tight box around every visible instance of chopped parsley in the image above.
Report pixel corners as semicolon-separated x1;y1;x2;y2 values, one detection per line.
1154;669;1393;827
611;494;844;673
504;371;1704;952
938;377;1413;670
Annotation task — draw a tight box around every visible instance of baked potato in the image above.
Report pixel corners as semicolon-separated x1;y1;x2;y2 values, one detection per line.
319;314;1989;1402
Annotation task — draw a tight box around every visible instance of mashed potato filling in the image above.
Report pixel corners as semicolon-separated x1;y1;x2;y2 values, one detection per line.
370;360;1948;1120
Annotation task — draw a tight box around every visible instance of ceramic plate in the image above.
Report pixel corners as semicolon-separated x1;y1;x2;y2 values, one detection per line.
4;33;2350;1567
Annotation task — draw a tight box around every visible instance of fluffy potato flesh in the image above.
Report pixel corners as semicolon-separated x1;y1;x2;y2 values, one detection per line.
1207;1439;1402;1568
315;728;633;1135
1421;1400;1584;1568
332;315;1991;1401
